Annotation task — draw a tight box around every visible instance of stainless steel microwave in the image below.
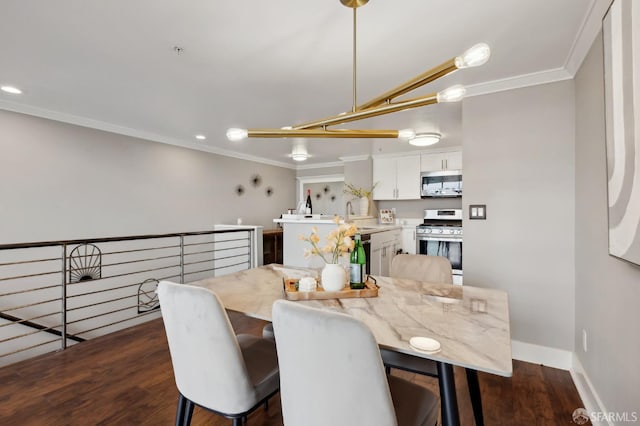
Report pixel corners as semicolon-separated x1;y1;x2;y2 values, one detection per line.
420;170;462;198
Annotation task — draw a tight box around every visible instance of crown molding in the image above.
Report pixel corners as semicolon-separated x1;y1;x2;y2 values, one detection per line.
564;0;613;76
371;145;463;160
338;154;370;162
0;100;296;170
295;161;345;170
465;67;572;98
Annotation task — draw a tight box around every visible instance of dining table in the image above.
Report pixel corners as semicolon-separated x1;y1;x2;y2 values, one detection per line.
192;264;513;426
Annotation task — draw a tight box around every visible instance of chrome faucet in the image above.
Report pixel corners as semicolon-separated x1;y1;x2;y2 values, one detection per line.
345;201;354;222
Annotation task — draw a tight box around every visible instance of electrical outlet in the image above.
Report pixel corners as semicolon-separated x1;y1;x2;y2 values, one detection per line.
582;329;588;352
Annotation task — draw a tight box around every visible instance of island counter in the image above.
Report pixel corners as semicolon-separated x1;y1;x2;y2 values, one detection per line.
273;216;400;268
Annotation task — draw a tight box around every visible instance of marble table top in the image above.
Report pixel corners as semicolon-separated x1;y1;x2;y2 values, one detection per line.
192;264;513;377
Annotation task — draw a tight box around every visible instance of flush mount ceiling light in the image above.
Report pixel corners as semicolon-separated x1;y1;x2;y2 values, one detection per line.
195;134;207;140
1;85;22;95
409;132;441;147
226;0;489;141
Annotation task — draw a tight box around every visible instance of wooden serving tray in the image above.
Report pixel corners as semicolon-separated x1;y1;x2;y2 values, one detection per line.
283;276;378;300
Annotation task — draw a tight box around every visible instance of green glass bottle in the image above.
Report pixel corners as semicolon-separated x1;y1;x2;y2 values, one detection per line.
350;234;366;289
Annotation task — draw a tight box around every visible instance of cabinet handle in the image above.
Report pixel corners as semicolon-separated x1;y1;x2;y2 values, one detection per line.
413;231;415;240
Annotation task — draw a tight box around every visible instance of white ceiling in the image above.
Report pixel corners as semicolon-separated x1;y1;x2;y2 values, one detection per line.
0;0;609;168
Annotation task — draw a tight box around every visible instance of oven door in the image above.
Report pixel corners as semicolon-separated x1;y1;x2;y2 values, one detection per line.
416;236;462;276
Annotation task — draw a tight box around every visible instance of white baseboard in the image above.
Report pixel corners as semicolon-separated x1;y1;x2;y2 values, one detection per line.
570;354;612;426
511;339;573;370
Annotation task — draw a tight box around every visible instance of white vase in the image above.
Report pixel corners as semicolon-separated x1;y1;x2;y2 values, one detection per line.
321;263;346;292
359;197;369;216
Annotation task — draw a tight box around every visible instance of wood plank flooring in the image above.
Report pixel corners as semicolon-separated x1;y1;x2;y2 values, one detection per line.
0;313;588;425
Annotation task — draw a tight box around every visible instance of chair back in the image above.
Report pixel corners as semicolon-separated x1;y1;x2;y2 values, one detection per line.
390;254;453;284
272;299;398;426
157;281;257;414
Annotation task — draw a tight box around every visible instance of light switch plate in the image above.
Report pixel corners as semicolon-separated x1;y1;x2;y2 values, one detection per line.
469;204;487;220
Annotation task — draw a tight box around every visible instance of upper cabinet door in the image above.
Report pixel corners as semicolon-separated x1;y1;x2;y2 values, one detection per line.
395;156;421;199
445;151;463;170
421;149;463;171
421;152;444;172
372;157;396;200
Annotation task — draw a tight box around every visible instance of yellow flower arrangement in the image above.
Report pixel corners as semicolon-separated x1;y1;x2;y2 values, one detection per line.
300;216;357;264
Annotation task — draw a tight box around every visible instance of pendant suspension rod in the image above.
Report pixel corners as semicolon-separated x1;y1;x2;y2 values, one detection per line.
352;6;357;113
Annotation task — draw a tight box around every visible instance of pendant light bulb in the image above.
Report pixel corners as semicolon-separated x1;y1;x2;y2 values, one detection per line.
226;128;248;141
437;85;466;103
455;43;491;69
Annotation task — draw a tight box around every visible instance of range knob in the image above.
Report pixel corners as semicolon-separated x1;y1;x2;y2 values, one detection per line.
435;228;443;234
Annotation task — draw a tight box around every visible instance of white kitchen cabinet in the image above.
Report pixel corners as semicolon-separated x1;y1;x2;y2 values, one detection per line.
401;226;416;254
421;150;463;172
372;155;421;200
372;157;396;200
369;229;402;276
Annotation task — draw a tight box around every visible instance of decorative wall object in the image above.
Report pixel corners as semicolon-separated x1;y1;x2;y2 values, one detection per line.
251;174;262;187
266;187;273;197
69;244;102;283
137;278;160;314
603;0;640;266
235;184;245;196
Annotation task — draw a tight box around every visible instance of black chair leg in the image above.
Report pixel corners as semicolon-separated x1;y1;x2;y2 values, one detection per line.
264;397;269;411
466;368;484;426
183;398;195;426
385;365;391;375
232;417;243;426
175;393;187;426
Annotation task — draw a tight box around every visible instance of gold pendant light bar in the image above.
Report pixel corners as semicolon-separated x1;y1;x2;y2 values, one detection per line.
292;92;438;130
224;0;491;143
355;58;458;111
246;128;401;138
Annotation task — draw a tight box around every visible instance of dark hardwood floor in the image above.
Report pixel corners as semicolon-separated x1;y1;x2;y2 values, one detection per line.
0;313;587;425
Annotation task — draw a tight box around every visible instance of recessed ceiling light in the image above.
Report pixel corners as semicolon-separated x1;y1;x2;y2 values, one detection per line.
289;143;310;161
195;134;206;140
1;85;22;95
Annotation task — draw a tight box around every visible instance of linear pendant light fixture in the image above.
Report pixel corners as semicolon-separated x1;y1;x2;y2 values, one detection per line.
226;0;490;142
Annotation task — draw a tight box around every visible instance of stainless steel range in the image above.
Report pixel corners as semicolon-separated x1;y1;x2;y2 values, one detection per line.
416;209;463;283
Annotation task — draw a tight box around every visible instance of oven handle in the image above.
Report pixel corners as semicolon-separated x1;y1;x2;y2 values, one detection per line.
417;236;463;243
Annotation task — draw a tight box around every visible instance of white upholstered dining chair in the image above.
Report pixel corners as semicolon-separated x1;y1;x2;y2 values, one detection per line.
272;299;439;426
157;281;279;426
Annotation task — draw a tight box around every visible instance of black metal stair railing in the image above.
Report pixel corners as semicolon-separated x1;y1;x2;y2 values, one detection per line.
0;228;257;368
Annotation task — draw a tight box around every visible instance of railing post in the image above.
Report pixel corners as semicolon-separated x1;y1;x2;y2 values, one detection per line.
250;229;255;268
61;243;68;349
179;235;184;284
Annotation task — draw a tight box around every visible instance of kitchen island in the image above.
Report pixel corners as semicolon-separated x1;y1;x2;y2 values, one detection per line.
273;215;402;270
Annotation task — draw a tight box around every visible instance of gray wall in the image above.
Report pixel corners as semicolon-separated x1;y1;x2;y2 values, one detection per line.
574;32;640;415
0;110;296;244
462;80;576;350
